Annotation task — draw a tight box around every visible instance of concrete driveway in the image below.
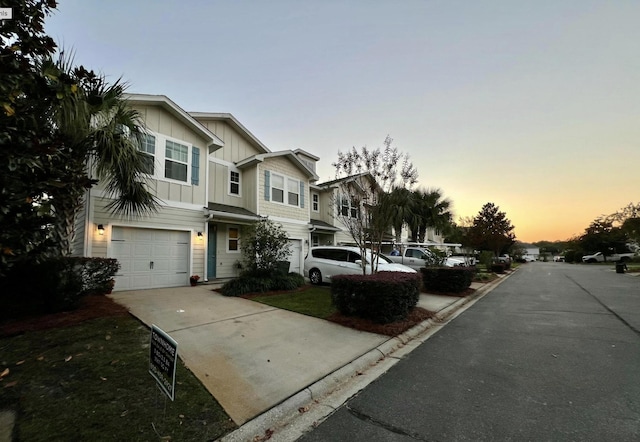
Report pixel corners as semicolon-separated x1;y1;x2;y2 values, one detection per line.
110;286;389;425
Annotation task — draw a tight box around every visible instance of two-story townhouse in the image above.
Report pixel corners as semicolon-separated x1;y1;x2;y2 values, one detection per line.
190;113;319;281
74;94;393;290
72;94;224;290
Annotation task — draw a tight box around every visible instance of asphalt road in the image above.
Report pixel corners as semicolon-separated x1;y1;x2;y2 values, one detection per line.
298;262;640;441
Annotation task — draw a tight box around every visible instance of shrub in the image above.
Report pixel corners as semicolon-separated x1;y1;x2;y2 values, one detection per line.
491;263;506;273
3;257;120;319
220;271;305;296
479;251;494;272
77;258;120;295
331;272;421;324
421;267;474;293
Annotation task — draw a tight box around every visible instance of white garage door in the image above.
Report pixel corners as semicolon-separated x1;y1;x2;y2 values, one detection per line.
111;227;190;290
288;239;302;274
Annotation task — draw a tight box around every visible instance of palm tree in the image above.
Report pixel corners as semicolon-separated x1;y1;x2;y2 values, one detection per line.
380;186;415;243
43;55;160;255
408;188;453;243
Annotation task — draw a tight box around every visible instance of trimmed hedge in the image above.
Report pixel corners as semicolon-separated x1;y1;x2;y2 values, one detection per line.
220;271;305;297
420;267;474;293
491;263;506;273
3;257;120;318
331;271;421;324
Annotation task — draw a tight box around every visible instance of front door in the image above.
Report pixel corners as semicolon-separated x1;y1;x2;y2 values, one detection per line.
207;224;217;279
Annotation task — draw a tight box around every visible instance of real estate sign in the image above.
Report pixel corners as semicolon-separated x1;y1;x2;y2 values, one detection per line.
149;324;178;401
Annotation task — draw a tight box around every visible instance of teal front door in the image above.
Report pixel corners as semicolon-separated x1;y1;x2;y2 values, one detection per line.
207;225;217;279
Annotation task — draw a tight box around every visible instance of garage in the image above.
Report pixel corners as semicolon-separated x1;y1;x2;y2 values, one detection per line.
111;227;190;290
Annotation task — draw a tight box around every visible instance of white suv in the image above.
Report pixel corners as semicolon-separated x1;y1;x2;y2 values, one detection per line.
304;246;416;285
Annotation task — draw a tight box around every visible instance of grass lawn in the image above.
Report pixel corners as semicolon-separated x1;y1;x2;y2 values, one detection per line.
248;285;335;318
0;298;236;441
247;285;435;337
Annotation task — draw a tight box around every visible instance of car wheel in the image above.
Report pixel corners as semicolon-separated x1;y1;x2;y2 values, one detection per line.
309;268;322;285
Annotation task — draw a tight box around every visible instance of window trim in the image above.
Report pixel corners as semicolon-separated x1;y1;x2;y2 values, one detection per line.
270;172;285;204
136;130;196;186
229;169;241;196
164;140;189;183
312;192;319;212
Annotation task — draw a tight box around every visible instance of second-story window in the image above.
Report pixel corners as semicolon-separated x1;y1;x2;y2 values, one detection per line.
288;178;300;206
271;173;285;203
165;140;189;182
139;134;156;174
230;170;240;195
312;193;319;212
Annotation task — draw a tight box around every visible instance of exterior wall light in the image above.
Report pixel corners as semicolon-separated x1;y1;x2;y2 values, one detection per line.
97;224;105;236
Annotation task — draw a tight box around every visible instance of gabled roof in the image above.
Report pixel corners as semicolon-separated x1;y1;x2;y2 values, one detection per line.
189;112;270;155
125;94;224;152
236;150;319;181
316;172;379;193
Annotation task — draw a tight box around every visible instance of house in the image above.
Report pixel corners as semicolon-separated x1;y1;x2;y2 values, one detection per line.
74;95;336;290
73;94;224;291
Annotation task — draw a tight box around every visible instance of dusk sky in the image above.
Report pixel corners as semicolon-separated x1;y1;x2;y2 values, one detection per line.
45;0;640;243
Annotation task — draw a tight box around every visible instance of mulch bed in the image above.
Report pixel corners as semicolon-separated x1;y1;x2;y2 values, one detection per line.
0;295;129;338
327;307;435;337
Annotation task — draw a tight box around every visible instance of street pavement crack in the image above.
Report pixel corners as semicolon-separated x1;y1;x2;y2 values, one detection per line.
565;274;640;337
346;405;430;441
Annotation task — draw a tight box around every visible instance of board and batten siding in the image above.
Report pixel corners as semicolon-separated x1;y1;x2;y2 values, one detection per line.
198;120;265;163
208;162;249;208
259;158;310;222
90;197;206;278
129;105;209;206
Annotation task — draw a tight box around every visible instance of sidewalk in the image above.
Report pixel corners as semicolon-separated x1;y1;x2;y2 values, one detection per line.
109;274;512;441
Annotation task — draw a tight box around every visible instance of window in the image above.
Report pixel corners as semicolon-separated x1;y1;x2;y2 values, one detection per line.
339;194;360;218
230;170;240;195
312;193;319;212
350;197;359;219
228;227;239;252
139;134;156;174
165;140;189;182
271;173;284;203
340;195;349;217
288;178;299;206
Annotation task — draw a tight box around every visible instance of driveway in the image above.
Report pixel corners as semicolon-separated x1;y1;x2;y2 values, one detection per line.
110;286;389;425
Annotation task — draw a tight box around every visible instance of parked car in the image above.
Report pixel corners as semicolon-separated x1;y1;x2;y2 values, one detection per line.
386;246;466;270
553;255;565;262
582;251;635;263
304;246;416;285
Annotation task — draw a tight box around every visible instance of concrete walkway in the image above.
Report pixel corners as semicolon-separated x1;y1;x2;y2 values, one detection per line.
110;282;495;425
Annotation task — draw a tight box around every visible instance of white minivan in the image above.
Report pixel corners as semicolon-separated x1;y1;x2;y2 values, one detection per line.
304;246;416;285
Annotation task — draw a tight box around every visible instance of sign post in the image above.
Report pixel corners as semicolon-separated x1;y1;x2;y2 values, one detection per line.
149;324;178;401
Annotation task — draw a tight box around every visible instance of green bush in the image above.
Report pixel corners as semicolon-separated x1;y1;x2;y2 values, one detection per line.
331;272;421;324
564;250;576;263
3;257;120;319
220;271;305;296
420;267;474;293
479;251;494;272
78;258;120;295
491;263;506;273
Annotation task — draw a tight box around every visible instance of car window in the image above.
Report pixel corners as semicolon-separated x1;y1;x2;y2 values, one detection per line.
376;254;392;263
312;248;349;262
347;251;362;263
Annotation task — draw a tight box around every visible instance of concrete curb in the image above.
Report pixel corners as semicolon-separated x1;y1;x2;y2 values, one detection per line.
219;270;517;442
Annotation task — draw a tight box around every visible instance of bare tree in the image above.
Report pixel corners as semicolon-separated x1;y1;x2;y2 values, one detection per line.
331;136;418;274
